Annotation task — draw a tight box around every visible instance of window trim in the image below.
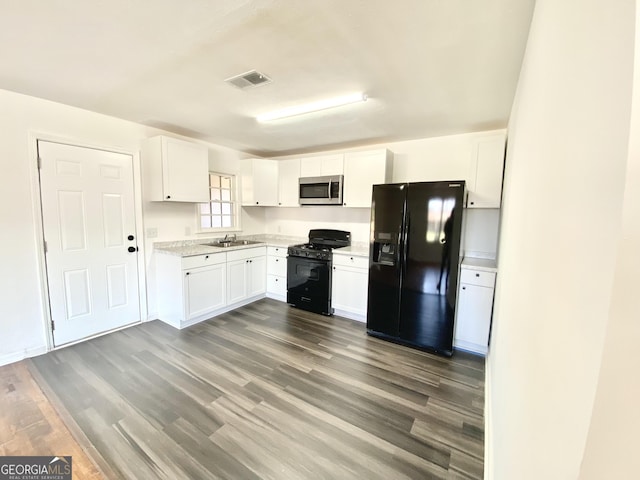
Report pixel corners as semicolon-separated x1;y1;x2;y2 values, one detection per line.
196;171;241;233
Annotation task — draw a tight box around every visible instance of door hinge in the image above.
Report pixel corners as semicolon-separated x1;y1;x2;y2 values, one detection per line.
51;320;55;331
37;156;42;169
44;241;48;254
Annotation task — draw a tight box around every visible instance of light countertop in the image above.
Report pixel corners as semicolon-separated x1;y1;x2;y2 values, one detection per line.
461;256;498;272
155;235;370;258
154;234;306;257
333;243;369;257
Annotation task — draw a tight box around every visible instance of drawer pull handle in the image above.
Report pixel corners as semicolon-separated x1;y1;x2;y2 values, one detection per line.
205;255;209;259
462;286;466;290
475;273;480;277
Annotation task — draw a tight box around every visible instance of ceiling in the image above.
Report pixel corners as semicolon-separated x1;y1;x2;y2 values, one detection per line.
0;0;536;157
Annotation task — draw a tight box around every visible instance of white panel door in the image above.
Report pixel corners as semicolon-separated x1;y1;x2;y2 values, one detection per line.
38;141;140;346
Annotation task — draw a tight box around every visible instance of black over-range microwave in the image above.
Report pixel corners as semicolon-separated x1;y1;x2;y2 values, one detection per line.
298;175;344;205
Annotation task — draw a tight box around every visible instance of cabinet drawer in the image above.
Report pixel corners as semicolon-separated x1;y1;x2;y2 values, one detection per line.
267;255;287;276
267;246;287;257
181;252;226;270
226;246;267;262
459;268;496;288
332;253;369;269
267;275;287;296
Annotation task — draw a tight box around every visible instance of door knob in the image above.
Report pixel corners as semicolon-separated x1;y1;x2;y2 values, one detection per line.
128;246;137;253
128;235;135;241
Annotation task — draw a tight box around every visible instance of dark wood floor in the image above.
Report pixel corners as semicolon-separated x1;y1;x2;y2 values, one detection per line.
30;298;485;479
0;361;103;479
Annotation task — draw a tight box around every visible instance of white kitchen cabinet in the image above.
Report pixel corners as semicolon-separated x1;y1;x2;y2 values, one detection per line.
226;247;267;304
277;159;300;207
144;136;209;202
343;149;393;207
156;252;227;328
467;133;506;208
266;246;288;300
240;159;279;206
454;266;496;355
185;263;226;319
331;253;369;321
300;154;344;177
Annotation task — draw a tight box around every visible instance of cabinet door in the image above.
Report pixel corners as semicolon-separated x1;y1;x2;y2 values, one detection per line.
185;264;226;319
343;150;391;207
454;283;494;354
467;135;506;208
267;275;286;296
253;160;279;206
248;255;267;297
227;258;248;304
332;265;369;316
278;159;300;206
240;159;279;206
163;137;209;202
300;154;344;177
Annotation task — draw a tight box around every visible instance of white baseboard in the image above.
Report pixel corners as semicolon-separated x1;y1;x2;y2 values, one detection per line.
0;345;48;367
265;292;286;302
453;339;488;356
333;308;366;323
484;354;492;479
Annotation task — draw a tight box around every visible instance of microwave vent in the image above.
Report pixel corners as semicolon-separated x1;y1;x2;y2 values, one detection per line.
225;70;272;90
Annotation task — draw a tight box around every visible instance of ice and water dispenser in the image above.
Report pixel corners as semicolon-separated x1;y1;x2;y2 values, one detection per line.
372;232;398;266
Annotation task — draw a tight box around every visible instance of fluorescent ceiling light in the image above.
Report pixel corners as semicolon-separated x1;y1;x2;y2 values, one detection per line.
257;92;368;122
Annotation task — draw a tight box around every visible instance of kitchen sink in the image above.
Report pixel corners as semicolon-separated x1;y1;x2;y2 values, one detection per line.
200;239;263;248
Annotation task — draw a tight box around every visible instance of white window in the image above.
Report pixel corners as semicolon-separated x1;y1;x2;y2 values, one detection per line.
198;173;239;231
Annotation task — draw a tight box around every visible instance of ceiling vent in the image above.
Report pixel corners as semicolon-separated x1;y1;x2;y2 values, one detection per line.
225;70;272;90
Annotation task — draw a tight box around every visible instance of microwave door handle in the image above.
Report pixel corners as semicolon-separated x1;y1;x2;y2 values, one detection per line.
328;179;332;199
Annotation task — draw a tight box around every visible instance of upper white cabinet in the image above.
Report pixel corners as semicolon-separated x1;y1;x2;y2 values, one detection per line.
144;136;209;202
343;149;393;207
300;153;344;177
277;159;300;207
467;133;506;208
240;159;279;206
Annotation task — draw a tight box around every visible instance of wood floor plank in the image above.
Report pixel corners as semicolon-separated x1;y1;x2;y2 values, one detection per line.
0;361;104;479
28;298;485;479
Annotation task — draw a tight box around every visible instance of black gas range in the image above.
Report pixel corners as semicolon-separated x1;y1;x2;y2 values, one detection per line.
287;229;351;316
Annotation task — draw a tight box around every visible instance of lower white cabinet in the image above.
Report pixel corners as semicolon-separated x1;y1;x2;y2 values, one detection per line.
156;252;227;329
185;263;226;318
156;246;267;329
454;267;496;355
331;253;369;321
226;247;267;304
266;246;287;300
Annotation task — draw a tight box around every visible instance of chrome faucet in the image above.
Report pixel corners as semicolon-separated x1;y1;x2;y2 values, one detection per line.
223;233;237;242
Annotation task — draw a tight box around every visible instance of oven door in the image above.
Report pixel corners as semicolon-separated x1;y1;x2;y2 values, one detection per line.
286;255;333;315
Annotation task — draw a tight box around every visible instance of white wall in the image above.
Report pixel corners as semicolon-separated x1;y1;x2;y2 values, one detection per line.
578;3;640;476
0;88;262;366
487;0;635;478
265;131;503;255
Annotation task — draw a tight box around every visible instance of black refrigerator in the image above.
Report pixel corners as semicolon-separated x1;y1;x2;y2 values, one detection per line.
366;181;465;356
